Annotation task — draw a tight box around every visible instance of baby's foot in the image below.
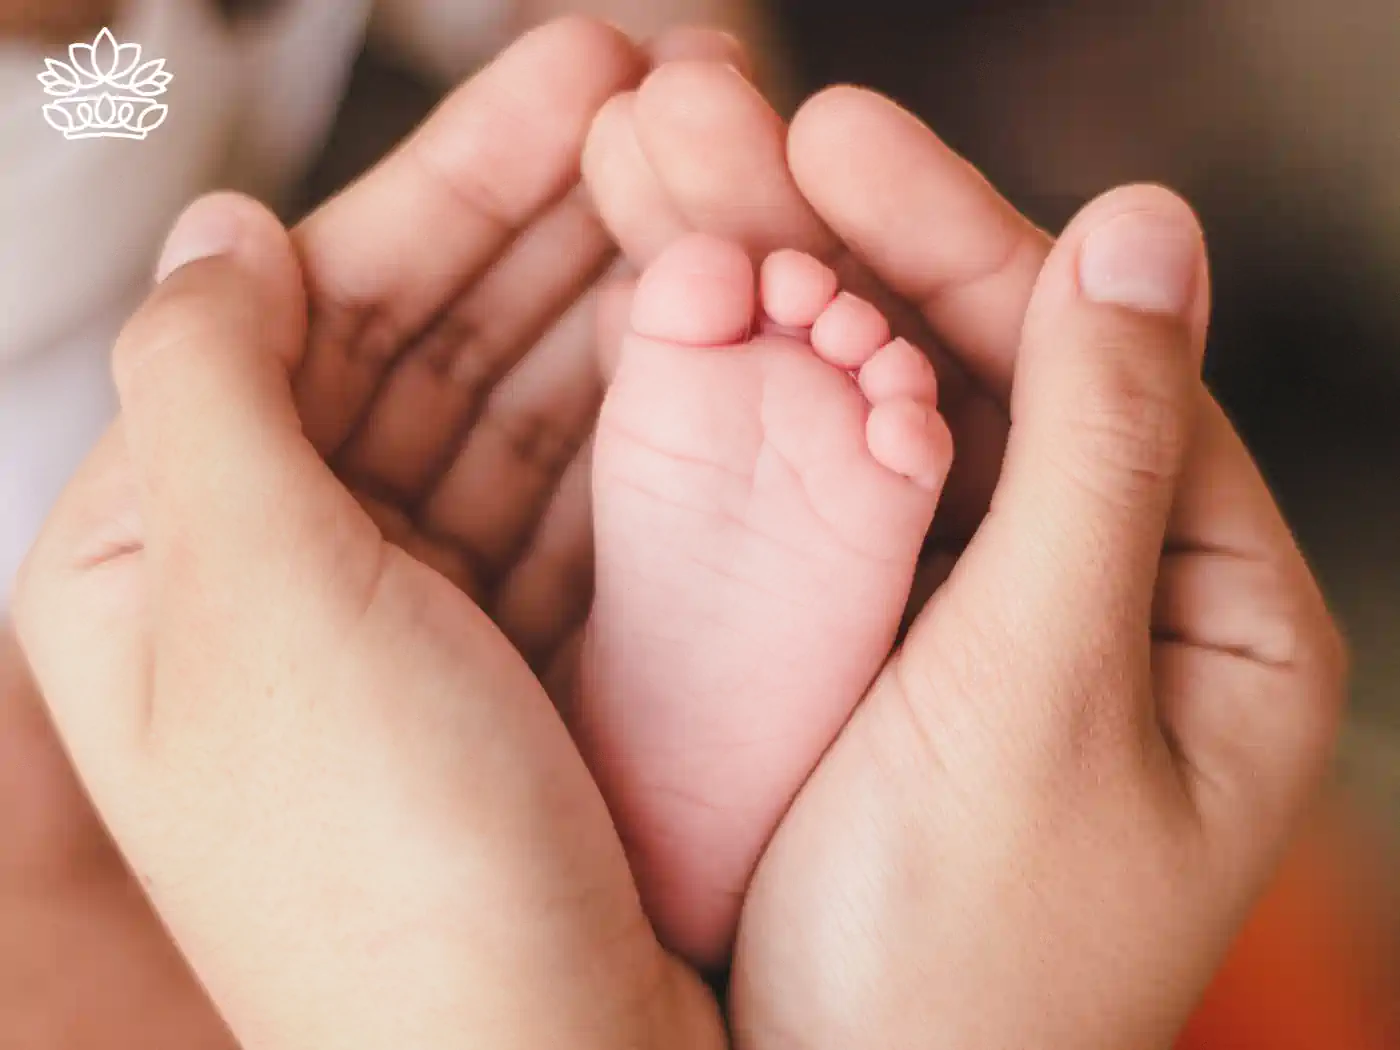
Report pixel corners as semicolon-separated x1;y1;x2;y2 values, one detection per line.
579;234;953;966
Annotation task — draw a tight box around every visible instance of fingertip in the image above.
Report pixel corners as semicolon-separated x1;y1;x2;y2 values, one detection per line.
582;90;641;213
581;90;689;265
151;191;299;304
584;90;638;170
1087;183;1201;227
636;58;756;127
151;192;293;293
646;26;750;77
120;193;302;395
630;52;825;263
791;83;876;121
1076;192;1204;320
1054;184;1211;355
522;14;647;85
789;85;908;159
154;192;247;284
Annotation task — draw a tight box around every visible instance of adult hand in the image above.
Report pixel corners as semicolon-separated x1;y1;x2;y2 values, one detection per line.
1;18;741;1048
583;66;1346;1049
291;18;745;698
2;626;235;1048
734;175;1344;1050
14;188;724;1050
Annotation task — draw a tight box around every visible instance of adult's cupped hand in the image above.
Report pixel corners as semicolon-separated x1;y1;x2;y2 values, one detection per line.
6;18;748;1050
580;61;1348;1049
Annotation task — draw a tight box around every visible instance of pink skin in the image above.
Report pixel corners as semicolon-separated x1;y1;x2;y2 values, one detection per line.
578;233;952;968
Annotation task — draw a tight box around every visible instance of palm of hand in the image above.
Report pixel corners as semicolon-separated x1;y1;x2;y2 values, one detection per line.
289;94;618;704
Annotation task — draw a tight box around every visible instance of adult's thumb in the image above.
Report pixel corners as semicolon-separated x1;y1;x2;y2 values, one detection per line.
969;186;1210;645
14;194;326;779
112;193;361;615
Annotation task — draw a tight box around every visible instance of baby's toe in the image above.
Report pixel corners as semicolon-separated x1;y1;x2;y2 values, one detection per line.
866;399;953;494
859;337;939;407
631;233;755;346
759;250;839;329
810;291;891;369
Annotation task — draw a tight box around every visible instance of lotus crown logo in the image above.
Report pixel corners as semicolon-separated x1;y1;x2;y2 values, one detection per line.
38;27;172;141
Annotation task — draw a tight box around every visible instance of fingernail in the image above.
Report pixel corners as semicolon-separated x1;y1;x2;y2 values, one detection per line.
155;196;244;283
1078;209;1200;316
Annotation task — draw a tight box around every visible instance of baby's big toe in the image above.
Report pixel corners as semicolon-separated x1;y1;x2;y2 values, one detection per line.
630;234;755;347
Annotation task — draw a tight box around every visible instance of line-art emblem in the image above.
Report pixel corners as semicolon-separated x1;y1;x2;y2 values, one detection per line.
38;27;172;141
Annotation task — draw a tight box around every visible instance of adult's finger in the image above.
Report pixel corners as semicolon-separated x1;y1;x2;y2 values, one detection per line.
492;443;596;672
788;86;1051;402
336;22;749;501
806;81;1345;808
632;61;832;261
111;194;380;634
791;89;1339;672
293;17;644;452
583;92;691;265
645;26;749;74
582;26;758;263
337;188;612;501
913;186;1209;703
14;193;328;776
421;291;602;583
1153;398;1347;837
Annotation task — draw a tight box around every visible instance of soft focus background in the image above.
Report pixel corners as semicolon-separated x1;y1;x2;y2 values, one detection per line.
303;0;1400;854
0;0;1394;1041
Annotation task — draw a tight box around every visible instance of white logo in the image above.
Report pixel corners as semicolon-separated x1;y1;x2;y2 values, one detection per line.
38;27;172;141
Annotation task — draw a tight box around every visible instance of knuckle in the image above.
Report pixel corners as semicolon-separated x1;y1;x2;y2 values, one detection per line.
1251;556;1350;694
490;405;582;479
1230;556;1310;670
1058;326;1191;504
409;135;518;234
528;13;638;77
304;268;400;370
415;310;495;390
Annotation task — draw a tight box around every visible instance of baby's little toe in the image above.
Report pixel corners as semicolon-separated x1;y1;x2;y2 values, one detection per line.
810;291;891;369
866;399;953;494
